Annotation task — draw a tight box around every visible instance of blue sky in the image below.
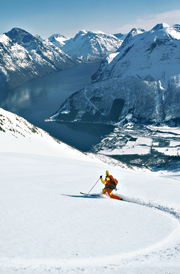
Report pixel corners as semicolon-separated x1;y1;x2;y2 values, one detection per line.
1;0;180;38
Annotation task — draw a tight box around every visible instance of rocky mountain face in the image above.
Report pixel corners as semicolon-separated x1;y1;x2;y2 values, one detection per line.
50;23;180;126
48;30;123;63
0;28;75;89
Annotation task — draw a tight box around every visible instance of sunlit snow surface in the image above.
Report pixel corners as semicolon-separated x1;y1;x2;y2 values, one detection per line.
0;108;180;274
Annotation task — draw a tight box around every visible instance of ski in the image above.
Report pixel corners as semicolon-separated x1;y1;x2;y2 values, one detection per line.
80;192;124;200
80;192;89;195
80;192;102;198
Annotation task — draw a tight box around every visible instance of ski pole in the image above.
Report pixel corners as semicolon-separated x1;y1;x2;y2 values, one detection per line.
87;178;100;195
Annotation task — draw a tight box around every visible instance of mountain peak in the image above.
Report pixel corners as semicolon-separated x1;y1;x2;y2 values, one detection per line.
73;30;88;41
119;27;145;50
5;27;31;37
0;27;75;89
129;27;145;35
48;33;69;47
151;23;169;31
5;27;34;43
48;33;69;40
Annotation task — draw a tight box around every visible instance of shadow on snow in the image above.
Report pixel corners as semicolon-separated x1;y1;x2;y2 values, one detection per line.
62;193;104;199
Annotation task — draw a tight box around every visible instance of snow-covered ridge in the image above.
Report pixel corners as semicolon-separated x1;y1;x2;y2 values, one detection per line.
94;23;180;82
91;52;119;82
0;28;75;89
0;107;130;169
118;27;145;50
48;34;70;47
48;30;123;63
0;107;95;161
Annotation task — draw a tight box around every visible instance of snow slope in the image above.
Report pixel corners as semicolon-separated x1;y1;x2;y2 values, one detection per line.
0;108;91;159
0;108;180;273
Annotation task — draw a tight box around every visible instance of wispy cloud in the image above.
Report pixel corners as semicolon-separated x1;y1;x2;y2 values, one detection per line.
116;10;180;34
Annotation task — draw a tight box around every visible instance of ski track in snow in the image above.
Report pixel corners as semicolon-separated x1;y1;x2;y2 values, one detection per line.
110;196;180;273
122;195;180;220
1;193;180;274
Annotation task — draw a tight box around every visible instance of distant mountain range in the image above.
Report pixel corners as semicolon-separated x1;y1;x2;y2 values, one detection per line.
1;24;180;127
48;30;123;63
51;23;180;127
0;28;124;89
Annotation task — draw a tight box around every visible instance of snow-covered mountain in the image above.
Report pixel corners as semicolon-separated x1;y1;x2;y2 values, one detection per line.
94;23;175;82
48;30;123;63
91;52;119;82
117;27;145;50
0;28;75;89
50;23;180;126
48;33;70;47
1;107;180;274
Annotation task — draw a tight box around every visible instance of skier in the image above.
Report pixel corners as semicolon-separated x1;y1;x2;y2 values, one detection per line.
100;170;122;200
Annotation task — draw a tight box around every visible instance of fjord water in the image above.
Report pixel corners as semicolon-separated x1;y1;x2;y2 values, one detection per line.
0;63;113;151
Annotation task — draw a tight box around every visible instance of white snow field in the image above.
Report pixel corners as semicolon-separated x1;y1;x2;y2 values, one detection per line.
0;108;180;274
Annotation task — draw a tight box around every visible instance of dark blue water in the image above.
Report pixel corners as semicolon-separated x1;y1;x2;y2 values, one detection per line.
0;63;114;151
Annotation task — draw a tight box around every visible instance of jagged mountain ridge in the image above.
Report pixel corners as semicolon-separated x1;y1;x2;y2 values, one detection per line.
0;28;75;89
48;30;123;63
93;23;179;83
0;28;124;89
50;23;180;126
